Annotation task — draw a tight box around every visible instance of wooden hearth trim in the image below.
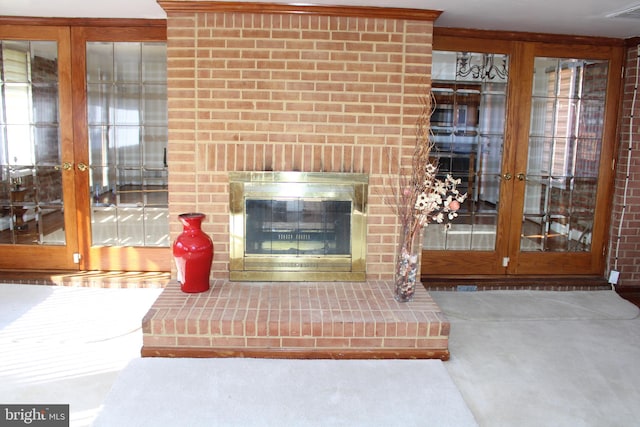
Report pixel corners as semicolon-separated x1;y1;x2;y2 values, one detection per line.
141;346;450;360
158;1;442;21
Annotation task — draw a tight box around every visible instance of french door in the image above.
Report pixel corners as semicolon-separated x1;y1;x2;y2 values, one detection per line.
423;34;624;277
0;22;170;272
507;43;622;274
0;26;78;270
71;26;170;271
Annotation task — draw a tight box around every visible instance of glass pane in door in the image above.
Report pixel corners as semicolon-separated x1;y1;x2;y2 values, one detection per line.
0;40;65;245
245;199;351;255
521;57;607;252
425;50;508;250
86;41;169;247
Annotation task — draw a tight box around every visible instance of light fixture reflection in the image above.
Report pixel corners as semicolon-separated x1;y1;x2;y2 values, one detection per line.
456;52;508;80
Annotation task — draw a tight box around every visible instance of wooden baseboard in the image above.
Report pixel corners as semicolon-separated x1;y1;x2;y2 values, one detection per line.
0;269;170;288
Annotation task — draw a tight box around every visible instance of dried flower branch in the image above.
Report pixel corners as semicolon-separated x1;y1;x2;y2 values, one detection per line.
390;89;467;301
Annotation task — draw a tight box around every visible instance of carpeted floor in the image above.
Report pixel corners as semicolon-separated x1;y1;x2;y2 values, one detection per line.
431;290;640;427
93;358;477;427
0;284;163;426
2;284;640;426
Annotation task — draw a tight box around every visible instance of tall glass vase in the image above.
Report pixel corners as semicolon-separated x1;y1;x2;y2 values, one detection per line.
394;226;421;302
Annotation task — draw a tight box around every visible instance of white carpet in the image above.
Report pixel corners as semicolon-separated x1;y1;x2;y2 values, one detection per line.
93;358;478;427
0;285;161;344
3;284;640;427
431;290;640;427
432;290;639;322
0;284;163;427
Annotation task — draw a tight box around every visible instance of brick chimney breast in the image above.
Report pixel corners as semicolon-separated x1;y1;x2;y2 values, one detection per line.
160;1;438;281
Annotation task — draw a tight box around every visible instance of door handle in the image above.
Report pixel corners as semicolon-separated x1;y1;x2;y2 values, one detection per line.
503;173;512;181
77;163;88;172
61;162;73;171
517;173;526;181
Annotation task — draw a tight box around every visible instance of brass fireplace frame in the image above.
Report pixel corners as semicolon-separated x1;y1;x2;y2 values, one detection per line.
229;171;368;281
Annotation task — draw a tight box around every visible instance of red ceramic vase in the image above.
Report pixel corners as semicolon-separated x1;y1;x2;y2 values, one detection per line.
172;213;213;293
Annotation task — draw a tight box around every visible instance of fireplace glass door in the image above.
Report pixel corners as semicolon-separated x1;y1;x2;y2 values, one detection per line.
229;172;367;281
246;199;351;256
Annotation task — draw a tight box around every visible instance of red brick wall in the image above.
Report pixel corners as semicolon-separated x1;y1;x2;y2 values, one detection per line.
165;11;434;280
610;41;640;287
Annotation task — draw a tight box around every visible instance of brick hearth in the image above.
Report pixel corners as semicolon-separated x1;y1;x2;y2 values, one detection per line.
142;280;450;360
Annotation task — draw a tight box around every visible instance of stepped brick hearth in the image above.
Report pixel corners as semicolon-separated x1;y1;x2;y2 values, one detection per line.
142;280;450;359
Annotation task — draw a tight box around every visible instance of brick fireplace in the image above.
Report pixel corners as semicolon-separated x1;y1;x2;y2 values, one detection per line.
142;1;451;359
162;2;439;277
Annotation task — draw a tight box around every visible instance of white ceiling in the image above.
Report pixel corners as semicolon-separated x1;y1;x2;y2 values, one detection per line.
1;0;640;39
